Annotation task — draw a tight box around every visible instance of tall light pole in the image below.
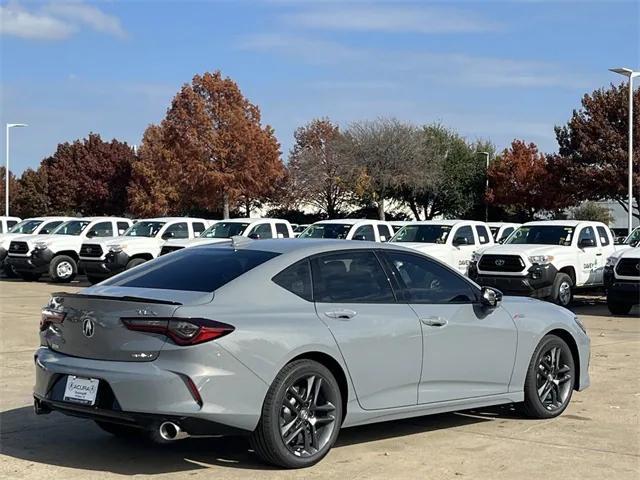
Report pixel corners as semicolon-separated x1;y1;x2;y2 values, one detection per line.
610;67;639;236
478;151;491;222
5;123;28;216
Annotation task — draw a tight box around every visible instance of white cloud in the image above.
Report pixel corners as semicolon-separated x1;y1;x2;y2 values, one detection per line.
0;1;126;41
282;5;501;34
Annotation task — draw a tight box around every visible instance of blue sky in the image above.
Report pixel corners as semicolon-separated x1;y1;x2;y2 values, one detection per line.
1;0;639;174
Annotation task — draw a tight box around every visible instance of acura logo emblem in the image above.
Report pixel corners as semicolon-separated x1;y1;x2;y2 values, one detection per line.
82;318;95;338
495;259;505;266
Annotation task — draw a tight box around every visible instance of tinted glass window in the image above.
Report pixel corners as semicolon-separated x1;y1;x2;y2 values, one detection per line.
202;222;250;238
489;226;499;238
7;220;18;229
377;225;392;242
87;221;113;238
117;222;130;235
453;226;475;245
125;221;166;237
299;223;352;239
475;225;491;244
193;222;206;236
275;223;290;238
103;248;280;292
9;219;43;234
507;225;574;246
40;221;62;234
500;227;515;242
249;223;273;239
312;251;395;303
392;225;451;243
162;222;188;239
625;228;640;246
596;226;610;246
273;260;312;301
52;220;91;236
578;227;596;247
385;251;475;303
353;225;375;241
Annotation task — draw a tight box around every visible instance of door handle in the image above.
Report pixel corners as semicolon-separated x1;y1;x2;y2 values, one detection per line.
596;253;603;256
324;309;358;320
420;316;447;327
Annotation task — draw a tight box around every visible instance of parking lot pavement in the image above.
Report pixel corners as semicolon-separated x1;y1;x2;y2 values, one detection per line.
0;280;638;480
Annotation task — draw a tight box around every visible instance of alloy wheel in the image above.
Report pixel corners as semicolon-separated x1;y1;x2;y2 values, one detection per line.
558;281;571;306
56;261;73;278
279;374;337;457
536;346;572;411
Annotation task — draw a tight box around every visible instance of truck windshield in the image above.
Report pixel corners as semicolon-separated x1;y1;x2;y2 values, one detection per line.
506;226;574;246
202;222;250;238
124;221;166;237
299;223;352;239
8;219;43;234
625;228;640;247
392;225;451;244
51;220;91;236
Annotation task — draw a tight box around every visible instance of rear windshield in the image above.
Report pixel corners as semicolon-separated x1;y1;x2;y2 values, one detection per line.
102;247;280;292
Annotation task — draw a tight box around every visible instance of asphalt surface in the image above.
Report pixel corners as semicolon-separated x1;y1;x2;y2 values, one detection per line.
0;278;638;479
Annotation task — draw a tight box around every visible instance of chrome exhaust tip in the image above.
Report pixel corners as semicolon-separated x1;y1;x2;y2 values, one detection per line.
158;421;189;441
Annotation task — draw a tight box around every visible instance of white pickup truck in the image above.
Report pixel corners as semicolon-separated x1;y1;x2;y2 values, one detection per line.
7;217;133;282
79;217;210;283
0;216;73;277
469;220;618;306
0;216;21;233
299;219;395;242
160;218;294;255
604;247;639;315
390;220;495;275
487;222;521;243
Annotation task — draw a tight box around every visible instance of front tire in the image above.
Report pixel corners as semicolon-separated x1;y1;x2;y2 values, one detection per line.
550;273;573;307
49;255;77;283
126;258;147;270
250;359;343;468
522;335;575;419
607;295;632;315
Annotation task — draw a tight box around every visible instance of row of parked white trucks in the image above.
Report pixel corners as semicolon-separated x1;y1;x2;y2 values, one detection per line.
1;215;638;313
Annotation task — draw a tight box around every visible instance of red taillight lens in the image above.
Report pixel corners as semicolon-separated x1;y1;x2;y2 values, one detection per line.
121;317;234;346
40;309;66;331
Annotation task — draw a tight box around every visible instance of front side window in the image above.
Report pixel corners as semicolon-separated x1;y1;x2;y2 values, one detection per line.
51;220;91;236
578;227;596;247
625;228;640;247
273;260;312;301
162;222;189;239
117;222;130;235
392;225;452;244
8;219;43;234
596;226;610;246
352;225;375;241
86;221;113;238
384;251;476;304
124;221;166;238
312;251;395;303
452;226;475;245
249;223;273;239
506;226;574;246
202;222;250;239
499;227;515;242
103;247;280;292
299;223;352;239
475;225;491;244
275;223;290;238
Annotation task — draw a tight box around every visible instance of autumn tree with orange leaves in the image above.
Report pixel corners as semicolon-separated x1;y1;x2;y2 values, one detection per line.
128;71;284;218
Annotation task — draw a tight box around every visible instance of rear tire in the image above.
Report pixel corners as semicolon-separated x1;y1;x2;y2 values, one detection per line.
550;273;573;307
250;359;343;469
126;258;146;270
522;335;575;419
607;296;632;315
94;420;142;438
49;255;77;283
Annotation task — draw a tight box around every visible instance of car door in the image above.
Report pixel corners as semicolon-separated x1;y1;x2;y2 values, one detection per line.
450;225;477;275
86;221;114;239
380;250;517;404
576;226;599;284
312;250;422;410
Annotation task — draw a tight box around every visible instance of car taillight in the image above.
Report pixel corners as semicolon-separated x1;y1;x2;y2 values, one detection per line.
121;317;234;346
40;309;66;331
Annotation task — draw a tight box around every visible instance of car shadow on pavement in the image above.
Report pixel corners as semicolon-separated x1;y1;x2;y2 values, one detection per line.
0;405;503;474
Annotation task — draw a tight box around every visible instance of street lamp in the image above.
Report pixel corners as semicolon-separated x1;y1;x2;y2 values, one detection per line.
5;123;28;216
478;151;491;222
609;67;639;236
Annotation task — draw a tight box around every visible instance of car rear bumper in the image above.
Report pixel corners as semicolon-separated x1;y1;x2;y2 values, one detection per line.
33;346;267;433
7;249;53;274
469;262;556;299
607;280;640;305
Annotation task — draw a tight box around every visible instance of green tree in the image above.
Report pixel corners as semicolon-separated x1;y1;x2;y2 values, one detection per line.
570;201;614;225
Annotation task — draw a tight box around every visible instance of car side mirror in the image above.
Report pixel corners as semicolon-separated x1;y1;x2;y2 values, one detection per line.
579;238;596;248
353;234;367;241
86;231;96;238
480;287;502;308
453;237;469;246
162;232;175;240
248;233;261;240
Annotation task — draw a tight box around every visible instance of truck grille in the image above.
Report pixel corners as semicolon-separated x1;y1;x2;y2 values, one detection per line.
160;245;184;256
80;244;103;258
616;258;640;277
478;254;525;272
9;241;29;255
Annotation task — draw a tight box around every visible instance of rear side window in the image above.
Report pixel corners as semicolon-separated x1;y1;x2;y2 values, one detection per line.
377;224;392;242
7;220;18;229
117;222;130;235
87;221;113;238
275;223;290;238
193;222;206;236
596;226;610;246
475;225;491;244
353;225;375;241
249;223;273;239
103;248;280;292
273;260;312;301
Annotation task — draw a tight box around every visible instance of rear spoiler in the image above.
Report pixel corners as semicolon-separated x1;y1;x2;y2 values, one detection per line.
51;292;182;306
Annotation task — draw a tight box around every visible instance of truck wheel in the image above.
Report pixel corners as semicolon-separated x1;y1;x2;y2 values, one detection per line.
607;296;632;315
126;258;147;270
551;273;573;307
49;255;77;283
19;272;41;282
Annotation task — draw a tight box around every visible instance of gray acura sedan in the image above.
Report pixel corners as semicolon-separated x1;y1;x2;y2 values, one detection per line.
33;238;590;468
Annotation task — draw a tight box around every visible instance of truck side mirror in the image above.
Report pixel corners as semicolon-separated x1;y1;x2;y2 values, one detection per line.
579;238;596;248
453;236;469;246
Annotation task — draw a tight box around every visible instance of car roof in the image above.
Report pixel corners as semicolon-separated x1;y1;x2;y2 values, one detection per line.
220;218;289;224
313;219;389;225
137;217;207;222
407;219;485;226
523;220;607;227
